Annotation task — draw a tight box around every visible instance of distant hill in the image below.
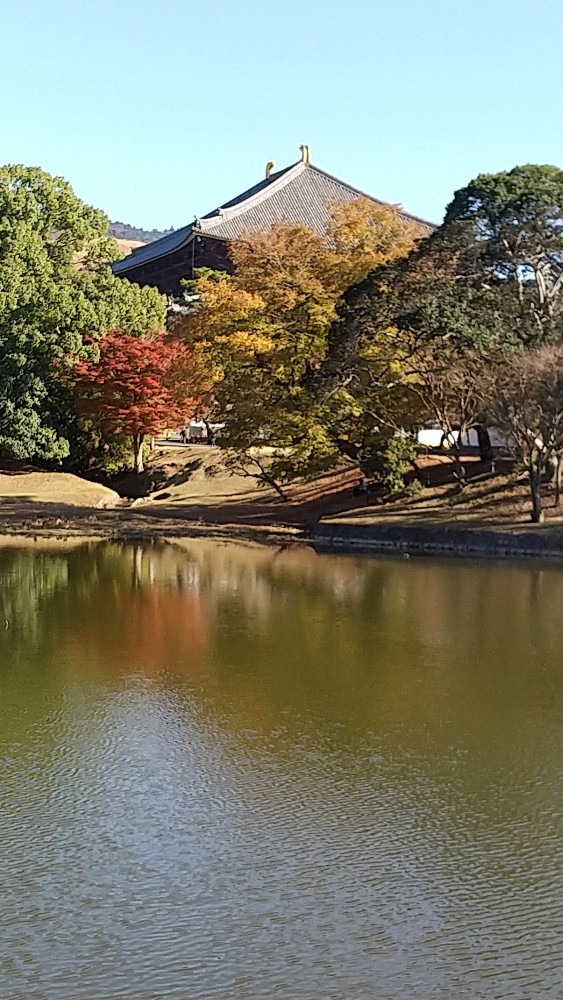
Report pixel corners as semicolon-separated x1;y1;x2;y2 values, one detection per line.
112;237;147;259
108;221;175;244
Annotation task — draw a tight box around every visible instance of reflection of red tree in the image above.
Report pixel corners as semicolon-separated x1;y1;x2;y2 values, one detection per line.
63;588;208;680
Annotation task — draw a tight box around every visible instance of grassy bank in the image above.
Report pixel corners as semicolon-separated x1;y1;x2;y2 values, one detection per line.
2;446;563;560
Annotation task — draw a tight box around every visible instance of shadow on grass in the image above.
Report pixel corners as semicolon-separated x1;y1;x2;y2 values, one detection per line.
166;459;203;488
0;498;99;522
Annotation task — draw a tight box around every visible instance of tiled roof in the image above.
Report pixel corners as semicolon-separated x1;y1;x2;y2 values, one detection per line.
111;220;194;273
112;161;434;275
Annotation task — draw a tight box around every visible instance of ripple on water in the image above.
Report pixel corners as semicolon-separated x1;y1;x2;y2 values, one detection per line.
1;546;563;999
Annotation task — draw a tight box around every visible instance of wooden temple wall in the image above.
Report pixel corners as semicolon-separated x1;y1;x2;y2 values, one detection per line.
116;236;233;297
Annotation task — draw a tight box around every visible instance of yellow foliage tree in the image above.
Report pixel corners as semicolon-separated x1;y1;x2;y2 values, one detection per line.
326;197;426;291
173;199;424;490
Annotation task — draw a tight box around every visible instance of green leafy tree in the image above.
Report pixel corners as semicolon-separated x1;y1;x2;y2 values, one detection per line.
322;169;563;471
318;237;467;470
315;164;563;510
443;164;563;345
0;165;165;462
363;435;417;496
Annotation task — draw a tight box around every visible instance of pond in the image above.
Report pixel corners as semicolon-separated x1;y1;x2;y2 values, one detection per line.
1;538;562;998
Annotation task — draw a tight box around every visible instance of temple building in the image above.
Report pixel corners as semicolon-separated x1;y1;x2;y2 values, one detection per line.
111;146;433;296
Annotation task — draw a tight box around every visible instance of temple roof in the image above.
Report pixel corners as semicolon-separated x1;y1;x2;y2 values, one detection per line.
112;159;434;276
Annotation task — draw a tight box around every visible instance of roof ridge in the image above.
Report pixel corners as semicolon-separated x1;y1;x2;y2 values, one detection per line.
119;164;304;265
126;220;193;259
202;160;435;232
306;162;387;206
112;157;436;277
305;162;435;228
200;161;305;232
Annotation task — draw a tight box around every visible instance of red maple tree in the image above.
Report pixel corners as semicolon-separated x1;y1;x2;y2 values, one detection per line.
72;330;197;472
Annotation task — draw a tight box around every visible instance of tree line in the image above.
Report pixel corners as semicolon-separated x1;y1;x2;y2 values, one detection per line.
174;164;563;521
108;221;175;244
3;162;563;521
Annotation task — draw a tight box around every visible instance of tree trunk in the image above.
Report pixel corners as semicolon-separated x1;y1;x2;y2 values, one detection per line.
132;546;143;587
475;424;493;464
529;465;544;523
133;433;145;474
203;420;216;446
452;445;466;492
555;454;563;506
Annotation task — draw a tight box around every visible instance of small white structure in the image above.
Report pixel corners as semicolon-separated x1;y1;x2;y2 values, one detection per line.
187;420;206;441
416;425;512;451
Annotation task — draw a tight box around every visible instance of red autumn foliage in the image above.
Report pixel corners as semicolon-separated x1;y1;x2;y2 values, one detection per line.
71;330;198;470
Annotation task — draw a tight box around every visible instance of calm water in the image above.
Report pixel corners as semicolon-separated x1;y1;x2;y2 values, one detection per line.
1;538;562;999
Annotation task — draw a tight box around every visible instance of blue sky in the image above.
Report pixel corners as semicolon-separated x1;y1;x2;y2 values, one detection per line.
2;0;563;228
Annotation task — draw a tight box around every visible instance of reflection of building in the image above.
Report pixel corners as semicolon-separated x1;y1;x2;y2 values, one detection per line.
112;146;433;296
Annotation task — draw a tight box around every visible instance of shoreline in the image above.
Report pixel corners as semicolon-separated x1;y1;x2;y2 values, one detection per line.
2;504;563;561
0;507;307;549
313;520;563;560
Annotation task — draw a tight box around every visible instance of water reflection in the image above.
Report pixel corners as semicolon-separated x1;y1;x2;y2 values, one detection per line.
0;539;562;998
